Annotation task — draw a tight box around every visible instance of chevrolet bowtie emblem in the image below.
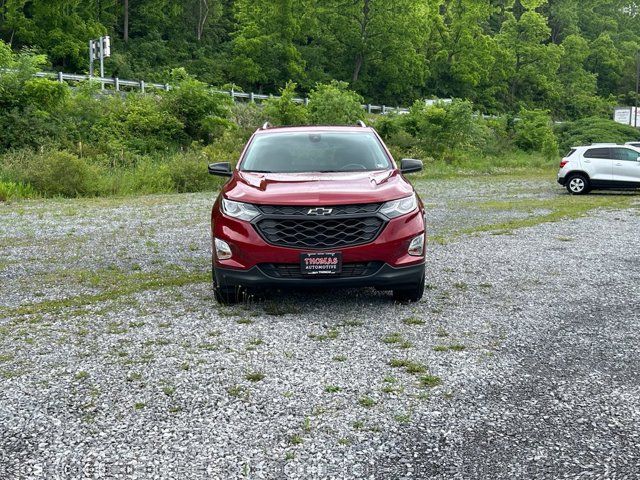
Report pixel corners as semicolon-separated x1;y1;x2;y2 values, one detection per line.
307;207;334;215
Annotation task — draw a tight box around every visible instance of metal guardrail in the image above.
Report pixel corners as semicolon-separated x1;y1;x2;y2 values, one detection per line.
31;70;422;114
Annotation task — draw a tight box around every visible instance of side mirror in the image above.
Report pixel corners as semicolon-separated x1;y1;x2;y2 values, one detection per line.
400;158;423;174
208;162;232;177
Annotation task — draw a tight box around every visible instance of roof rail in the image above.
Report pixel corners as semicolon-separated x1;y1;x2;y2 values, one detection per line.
261;122;272;130
356;120;367;128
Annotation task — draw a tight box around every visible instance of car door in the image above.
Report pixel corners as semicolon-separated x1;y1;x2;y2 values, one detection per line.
610;147;640;186
581;147;613;183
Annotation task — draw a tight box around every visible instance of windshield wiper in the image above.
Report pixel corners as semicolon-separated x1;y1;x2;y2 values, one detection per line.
243;170;273;173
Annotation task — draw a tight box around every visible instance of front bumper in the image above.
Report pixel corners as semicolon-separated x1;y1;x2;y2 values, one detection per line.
212;205;426;270
214;262;425;290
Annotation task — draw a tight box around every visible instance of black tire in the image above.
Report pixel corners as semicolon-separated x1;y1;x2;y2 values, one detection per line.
565;174;590;195
392;271;425;303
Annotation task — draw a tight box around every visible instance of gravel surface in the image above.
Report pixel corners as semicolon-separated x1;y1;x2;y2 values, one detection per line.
1;177;639;479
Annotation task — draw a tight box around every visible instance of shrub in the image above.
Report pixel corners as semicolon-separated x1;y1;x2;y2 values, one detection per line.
164;69;233;142
17;151;100;197
555;117;640;153
0;180;37;202
263;81;308;126
167;152;223;193
307;81;364;125
513;109;559;160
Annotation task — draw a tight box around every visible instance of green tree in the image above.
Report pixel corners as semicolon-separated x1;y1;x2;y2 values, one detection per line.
263;81;308;126
496;3;562;110
307;81;363;125
514;108;558;159
230;0;306;91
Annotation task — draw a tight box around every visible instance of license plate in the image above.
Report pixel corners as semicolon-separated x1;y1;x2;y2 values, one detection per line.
300;252;342;275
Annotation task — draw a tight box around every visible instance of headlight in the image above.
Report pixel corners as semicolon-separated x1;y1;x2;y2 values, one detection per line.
221;198;260;222
380;194;418;219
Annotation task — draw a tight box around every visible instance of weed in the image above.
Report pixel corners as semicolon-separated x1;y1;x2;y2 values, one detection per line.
343;319;363;327
126;372;142;382
309;328;339;341
264;303;301;316
402;316;425;326
289;434;303;445
382;332;404;344
134;402;146;410
332;354;347;362
162;386;176;396
338;437;352;446
352;420;364;430
358;396;376;408
236;318;253;325
436;326;449;337
227;385;249;398
74;371;89;380
324;385;341;393
394;413;411;424
246;371;265;382
420;375;442;388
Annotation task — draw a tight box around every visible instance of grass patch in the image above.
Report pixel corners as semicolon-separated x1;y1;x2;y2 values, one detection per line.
245;371;265;382
434;344;466;352
389;358;427;375
432;194;637;243
263;302;302;316
324;385;341;393
332;354;347;362
1;268;209;318
289;434;304;445
402;316;425;326
419;374;442;388
358;396;377;408
308;328;339;341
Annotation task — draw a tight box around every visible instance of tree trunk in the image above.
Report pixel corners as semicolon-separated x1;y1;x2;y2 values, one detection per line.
123;0;129;43
197;0;209;42
352;53;363;83
352;0;370;83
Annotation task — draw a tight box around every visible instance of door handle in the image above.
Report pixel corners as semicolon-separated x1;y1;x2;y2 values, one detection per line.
583;160;591;163
615;162;622;166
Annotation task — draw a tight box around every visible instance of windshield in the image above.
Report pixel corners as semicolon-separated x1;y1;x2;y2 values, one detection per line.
240;132;392;173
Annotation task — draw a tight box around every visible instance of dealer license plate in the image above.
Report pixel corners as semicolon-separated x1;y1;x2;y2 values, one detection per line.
300;252;342;275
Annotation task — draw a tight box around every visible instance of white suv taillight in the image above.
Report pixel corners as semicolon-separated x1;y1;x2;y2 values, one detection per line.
559;159;569;168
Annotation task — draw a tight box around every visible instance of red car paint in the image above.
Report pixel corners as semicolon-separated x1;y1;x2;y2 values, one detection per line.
210;125;426;295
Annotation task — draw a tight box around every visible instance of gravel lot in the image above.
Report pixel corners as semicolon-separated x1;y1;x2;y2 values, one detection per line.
1;175;639;479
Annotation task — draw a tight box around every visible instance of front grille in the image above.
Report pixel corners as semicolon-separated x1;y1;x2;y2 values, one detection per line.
258;203;381;216
260;262;383;279
255;217;385;249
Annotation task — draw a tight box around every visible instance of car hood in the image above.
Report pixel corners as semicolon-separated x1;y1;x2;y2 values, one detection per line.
222;170;413;205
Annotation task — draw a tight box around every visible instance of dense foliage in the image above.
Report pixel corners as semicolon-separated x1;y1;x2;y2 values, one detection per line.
2;0;640;117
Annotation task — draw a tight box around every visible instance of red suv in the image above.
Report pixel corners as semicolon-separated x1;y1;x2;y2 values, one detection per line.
208;123;426;304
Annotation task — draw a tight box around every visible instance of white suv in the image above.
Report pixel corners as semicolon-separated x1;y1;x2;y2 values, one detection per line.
557;144;640;194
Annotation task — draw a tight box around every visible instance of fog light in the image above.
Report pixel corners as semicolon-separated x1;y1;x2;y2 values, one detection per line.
214;238;232;260
408;234;425;256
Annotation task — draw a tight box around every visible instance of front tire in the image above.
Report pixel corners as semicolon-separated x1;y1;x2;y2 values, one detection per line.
392;270;425;303
566;174;590;195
